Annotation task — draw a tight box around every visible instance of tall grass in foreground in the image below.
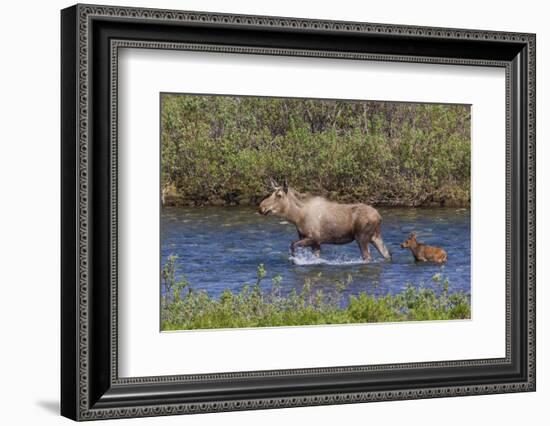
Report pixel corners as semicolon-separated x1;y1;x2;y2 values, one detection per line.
161;255;471;331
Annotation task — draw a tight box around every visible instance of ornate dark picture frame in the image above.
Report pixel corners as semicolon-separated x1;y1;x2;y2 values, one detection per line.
61;4;536;421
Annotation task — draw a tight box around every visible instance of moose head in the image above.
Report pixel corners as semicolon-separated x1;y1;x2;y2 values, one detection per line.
258;178;290;216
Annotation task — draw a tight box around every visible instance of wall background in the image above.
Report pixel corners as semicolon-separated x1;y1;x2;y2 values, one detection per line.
0;0;546;424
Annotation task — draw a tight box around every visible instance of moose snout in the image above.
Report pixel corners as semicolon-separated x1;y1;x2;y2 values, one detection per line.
258;206;269;215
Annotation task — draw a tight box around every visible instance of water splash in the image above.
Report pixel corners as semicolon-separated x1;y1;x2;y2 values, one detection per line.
289;250;367;266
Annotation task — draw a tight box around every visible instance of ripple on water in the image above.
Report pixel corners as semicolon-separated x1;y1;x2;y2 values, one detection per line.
161;206;471;302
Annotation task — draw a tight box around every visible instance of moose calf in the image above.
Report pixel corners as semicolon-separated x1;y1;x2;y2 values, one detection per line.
400;233;447;264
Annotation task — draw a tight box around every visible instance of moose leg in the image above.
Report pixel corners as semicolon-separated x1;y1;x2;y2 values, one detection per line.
372;228;391;260
290;231;305;256
357;239;372;262
311;243;321;258
289;239;300;256
290;238;317;256
356;222;376;262
356;233;373;262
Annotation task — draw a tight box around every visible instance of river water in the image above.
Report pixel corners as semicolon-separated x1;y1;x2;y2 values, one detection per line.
161;206;470;302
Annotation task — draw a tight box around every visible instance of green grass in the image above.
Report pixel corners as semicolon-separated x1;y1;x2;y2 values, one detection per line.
160;256;471;331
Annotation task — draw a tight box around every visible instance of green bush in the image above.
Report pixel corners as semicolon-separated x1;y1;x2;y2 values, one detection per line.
161;257;471;330
161;95;470;207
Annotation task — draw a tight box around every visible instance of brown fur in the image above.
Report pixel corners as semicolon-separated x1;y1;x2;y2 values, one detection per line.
258;179;391;262
400;233;447;264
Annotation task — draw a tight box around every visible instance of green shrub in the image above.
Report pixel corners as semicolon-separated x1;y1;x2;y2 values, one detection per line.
161;95;471;207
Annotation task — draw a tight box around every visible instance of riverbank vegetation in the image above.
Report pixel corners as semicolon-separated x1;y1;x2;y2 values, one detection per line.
161;94;470;208
161;256;471;331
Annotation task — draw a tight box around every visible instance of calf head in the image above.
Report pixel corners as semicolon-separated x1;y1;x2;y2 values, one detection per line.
400;233;418;248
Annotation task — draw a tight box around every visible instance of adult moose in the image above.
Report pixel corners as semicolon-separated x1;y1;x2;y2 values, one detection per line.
258;179;391;262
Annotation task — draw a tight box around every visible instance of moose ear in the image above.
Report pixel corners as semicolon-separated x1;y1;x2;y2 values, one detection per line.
283;179;288;193
270;177;279;189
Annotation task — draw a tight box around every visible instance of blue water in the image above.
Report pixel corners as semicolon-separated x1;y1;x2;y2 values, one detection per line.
161;206;470;302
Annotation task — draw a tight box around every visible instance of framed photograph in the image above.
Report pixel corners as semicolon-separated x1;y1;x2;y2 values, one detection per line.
61;4;536;421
